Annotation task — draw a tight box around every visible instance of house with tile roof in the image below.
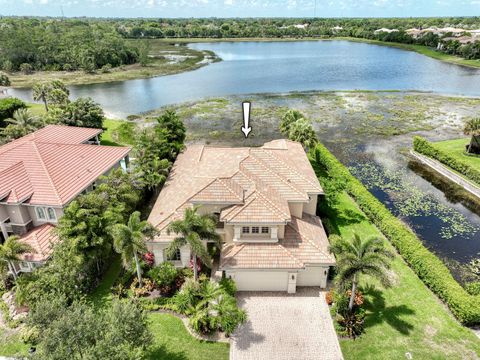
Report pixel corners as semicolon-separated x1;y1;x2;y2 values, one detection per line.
147;139;335;293
0;125;131;273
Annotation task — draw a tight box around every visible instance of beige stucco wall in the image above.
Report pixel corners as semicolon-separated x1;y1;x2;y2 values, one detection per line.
304;195;318;216
0;206;8;221
147;242;191;268
278;224;285;239
288;202;304;218
224;224;234;243
26;206;64;227
5;204;31;225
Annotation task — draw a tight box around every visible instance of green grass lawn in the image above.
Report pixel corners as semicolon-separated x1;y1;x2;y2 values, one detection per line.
0;331;30;357
433;137;480;170
101;118;128;146
324;192;480;359
147;313;229;360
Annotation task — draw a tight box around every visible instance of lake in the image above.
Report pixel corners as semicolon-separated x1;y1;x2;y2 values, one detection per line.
10;40;480;118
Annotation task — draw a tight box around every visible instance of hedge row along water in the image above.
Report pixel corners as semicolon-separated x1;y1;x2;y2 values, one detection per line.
413;136;480;185
309;143;480;326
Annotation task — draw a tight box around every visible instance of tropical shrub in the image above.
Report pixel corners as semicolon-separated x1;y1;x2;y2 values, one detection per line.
310;143;480;325
330;289;365;339
413;136;480;185
0;97;26;124
466;282;480;296
148;262;178;294
219;277;237;297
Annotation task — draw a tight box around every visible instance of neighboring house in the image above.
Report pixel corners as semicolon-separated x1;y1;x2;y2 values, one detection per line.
0;125;131;273
147;140;335;293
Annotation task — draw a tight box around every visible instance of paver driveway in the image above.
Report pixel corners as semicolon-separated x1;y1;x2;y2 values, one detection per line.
230;287;343;360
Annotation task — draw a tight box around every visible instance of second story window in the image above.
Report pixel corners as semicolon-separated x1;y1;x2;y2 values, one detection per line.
261;227;269;234
251;226;259;234
35;207;57;222
242;226;250;234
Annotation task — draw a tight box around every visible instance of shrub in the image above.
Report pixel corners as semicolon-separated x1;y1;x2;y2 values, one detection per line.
0;73;10;86
19;63;33;75
325;288;334;305
20;325;40;344
148;262;177;288
413;136;480;185
466;282;480;296
101;63;112;73
310;143;480;325
219;277;237;297
335;307;366;339
0;97;26;123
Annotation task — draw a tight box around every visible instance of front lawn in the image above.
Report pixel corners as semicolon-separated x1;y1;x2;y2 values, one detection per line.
433;138;480;170
324;192;480;359
147;313;229;360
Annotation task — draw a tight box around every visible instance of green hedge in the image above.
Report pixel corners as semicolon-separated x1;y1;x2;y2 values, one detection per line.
413;136;480;185
309;143;480;326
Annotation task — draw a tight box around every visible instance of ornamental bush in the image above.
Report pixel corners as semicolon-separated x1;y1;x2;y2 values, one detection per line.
0;97;26;124
309;143;480;325
413;136;480;185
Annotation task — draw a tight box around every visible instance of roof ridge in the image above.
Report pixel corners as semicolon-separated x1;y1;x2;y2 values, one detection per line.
276;243;303;267
31;142;62;204
288;216;333;259
255;190;290;220
244;154;306;199
259;149;321;190
217;177;244;201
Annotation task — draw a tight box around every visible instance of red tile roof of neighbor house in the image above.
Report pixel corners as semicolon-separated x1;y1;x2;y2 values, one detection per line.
0;125;130;206
18;223;59;262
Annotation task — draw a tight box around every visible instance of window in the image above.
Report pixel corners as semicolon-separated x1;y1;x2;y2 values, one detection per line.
35;207;46;220
261;227;269;234
47;208;56;221
251;226;259;234
242;226;250;234
166;248;181;261
35;207;57;221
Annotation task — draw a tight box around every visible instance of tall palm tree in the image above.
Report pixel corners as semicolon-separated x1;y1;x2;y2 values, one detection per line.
288;118;318;152
464;118;480;154
32;82;50;112
111;211;155;287
141;156;170;194
0;235;34;280
6;109;40;133
167;206;221;282
329;233;393;311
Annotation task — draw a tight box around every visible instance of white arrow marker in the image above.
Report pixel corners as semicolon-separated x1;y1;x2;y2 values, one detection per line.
241;101;252;138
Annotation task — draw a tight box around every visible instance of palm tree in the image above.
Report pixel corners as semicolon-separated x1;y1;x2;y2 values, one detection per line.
464;118;480;154
167;206;221;282
329;233;393;311
111;211;155;287
32;82;50;112
288;118;318;152
141;156;170;194
279;109;304;135
0;235;34;280
6;109;40;133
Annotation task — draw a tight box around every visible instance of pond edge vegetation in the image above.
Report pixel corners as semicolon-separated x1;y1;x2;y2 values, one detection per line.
309;143;480;326
413;136;480;186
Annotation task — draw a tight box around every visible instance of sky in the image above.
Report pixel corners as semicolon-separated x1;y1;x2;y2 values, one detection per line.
0;0;479;18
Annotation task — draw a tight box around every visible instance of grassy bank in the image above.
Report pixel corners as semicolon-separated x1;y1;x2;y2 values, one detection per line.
433;138;480;170
318;184;480;358
8;40;216;88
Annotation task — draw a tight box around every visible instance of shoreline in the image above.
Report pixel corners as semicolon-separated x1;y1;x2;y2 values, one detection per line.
6;37;479;89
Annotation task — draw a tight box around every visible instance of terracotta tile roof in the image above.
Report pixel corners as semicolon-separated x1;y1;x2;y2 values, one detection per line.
220;214;335;270
0;125;130;206
18;224;59;262
191;178;244;204
148;140;323;229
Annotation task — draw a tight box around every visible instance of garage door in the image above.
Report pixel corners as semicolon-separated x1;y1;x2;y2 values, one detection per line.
297;267;327;287
229;271;288;291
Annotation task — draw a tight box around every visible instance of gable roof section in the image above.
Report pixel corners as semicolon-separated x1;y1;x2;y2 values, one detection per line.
18;224;59;262
0;125;130;206
190;177;244;204
0;162;34;203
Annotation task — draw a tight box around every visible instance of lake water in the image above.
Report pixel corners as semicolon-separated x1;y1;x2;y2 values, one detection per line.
10;40;480;118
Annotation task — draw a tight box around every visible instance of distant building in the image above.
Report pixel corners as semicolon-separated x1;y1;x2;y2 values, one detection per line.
374;28;399;34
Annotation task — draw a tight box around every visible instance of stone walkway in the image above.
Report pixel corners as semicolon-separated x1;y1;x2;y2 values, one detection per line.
230;287;343;360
